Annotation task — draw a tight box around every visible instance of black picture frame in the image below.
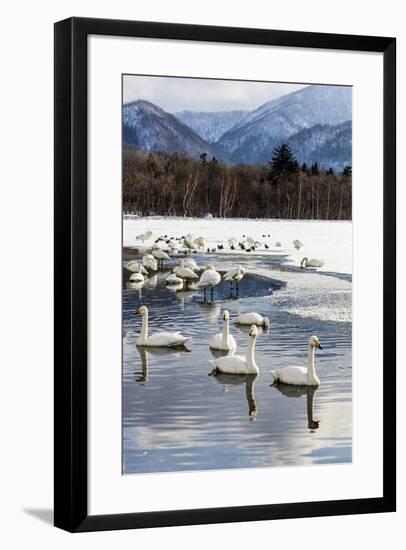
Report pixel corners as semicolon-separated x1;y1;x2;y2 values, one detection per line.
54;16;396;532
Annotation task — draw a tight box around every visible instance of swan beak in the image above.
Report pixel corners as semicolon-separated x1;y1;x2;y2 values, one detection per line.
317;343;323;350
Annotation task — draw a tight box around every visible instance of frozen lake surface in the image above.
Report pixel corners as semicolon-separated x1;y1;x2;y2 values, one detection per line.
123;218;352;474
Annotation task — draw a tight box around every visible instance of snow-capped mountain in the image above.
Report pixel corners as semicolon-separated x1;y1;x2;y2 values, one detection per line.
123;100;219;159
216;85;352;165
287;121;352;171
123;86;352;170
173;110;248;143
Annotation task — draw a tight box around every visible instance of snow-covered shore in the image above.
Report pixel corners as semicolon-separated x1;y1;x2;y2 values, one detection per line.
123;216;352;275
123;216;352;324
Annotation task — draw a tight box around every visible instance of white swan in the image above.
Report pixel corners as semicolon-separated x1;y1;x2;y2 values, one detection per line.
152;248;170;260
165;272;183;285
270;335;323;386
135;230;152;242
142;254;158;272
223;265;246;282
235;312;269;328
184;234;197;251
223;265;246;295
209;310;237;351
129;272;144;283
210;325;259;375
174;260;198;287
193;236;205;249
198;264;221;301
301;257;325;268
152;248;170;270
125;261;148;275
136;306;189;347
293;239;304;250
184;258;200;271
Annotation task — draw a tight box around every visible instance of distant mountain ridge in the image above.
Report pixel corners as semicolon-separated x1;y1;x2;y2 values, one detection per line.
174;110;248;143
123;85;352;170
123;100;220;160
287;121;352;172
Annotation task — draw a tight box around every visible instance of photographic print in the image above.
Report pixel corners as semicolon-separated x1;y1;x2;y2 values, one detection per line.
122;74;352;475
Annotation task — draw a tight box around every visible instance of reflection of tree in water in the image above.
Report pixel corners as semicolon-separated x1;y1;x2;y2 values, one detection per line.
211;372;259;419
272;382;320;431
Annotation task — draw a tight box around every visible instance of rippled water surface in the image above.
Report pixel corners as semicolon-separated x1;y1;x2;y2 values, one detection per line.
123;252;352;474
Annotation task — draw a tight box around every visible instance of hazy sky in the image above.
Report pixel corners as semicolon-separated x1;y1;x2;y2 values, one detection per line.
123;75;308;112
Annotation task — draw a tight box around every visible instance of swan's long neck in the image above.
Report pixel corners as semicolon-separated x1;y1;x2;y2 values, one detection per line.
221;317;230;347
307;344;317;384
246;335;259;373
140;312;149;342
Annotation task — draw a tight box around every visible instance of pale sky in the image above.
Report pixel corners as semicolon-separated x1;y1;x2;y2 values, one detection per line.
123;74;308;112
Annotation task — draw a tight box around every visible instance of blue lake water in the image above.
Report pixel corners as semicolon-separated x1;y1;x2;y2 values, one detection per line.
122;252;352;474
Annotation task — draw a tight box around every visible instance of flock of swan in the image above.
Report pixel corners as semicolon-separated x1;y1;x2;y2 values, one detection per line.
128;256;248;300
127;230;326;387
135;304;322;386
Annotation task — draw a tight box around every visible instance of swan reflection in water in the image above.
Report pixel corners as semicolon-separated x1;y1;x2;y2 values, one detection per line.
172;285;197;311
125;281;144;297
143;274;158;289
198;302;221;325
272;382;320;431
134;345;191;383
210;360;259;419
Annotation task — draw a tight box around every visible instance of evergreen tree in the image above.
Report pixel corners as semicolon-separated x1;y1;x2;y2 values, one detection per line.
326;167;335;176
267;144;298;185
342;166;352;177
311;162;319;176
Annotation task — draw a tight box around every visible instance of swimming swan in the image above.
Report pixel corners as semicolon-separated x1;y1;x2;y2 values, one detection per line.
129;272;145;283
165;272;183;285
174;260;198;287
210;325;259;375
209;310;237;351
270;335;323;386
136;305;189;347
235;312;269;328
300;257;325;268
125;261;148;275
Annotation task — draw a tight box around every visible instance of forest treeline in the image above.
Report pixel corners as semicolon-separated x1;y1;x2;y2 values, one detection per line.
123;144;352;220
